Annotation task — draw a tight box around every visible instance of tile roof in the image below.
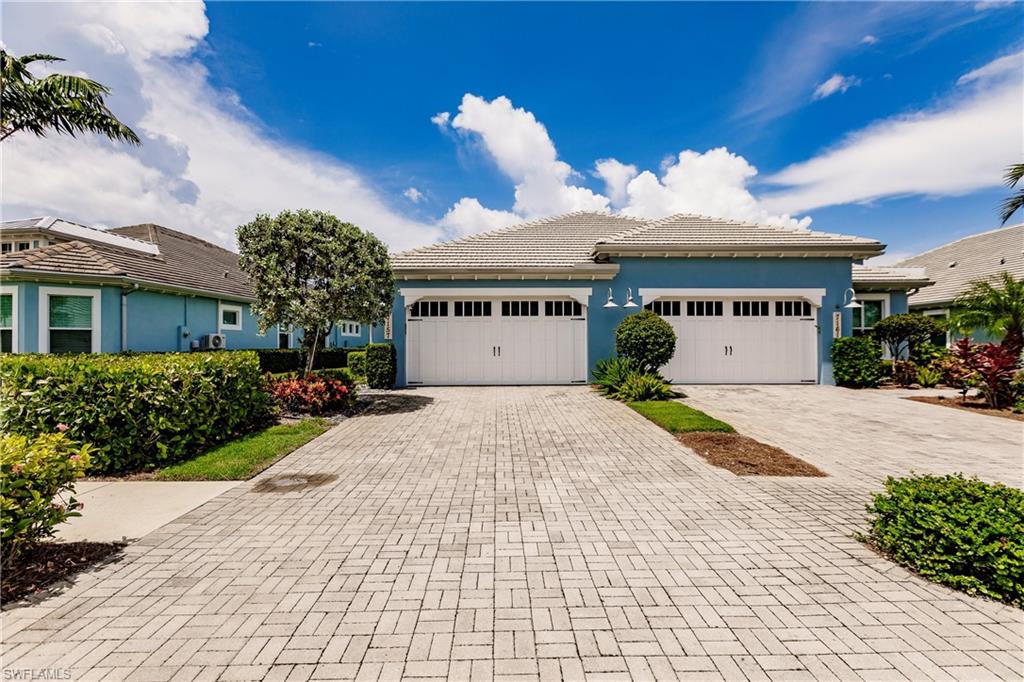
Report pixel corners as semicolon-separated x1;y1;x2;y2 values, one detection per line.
896;224;1023;307
1;223;255;300
596;213;883;256
392;212;645;273
852;264;932;290
3;216;160;255
392;212;885;275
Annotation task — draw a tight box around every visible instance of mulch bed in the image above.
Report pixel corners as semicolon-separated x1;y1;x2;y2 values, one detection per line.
905;396;1024;422
2;541;126;605
677;432;826;477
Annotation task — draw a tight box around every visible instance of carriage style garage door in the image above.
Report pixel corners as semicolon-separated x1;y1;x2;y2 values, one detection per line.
406;297;588;385
648;297;819;384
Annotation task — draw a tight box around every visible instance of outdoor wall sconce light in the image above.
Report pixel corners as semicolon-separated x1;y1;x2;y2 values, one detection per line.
842;287;862;309
623;288;639;308
603;288;618;308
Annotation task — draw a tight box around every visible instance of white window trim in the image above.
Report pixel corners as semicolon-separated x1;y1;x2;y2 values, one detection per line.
639;287;825;307
399;287;593;306
922;308;951;347
339;320;361;337
277;324;293;349
219;302;243;331
38;286;101;354
1;284;19;353
853;293;890;333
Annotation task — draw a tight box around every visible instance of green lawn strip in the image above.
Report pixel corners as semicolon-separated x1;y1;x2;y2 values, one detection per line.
155;419;331;481
628;400;735;434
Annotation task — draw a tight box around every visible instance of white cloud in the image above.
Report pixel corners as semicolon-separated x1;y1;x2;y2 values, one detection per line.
813;74;861;100
439;198;519;237
617;148;811;229
957;49;1023;85
0;2;440;251
430;111;450;129
763;51;1022;214
593;159;638;207
403;187;424;202
861;34;879;45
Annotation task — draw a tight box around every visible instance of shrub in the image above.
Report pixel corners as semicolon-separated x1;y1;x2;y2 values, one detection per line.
613;373;675;401
916;365;941;388
365;343;397;389
348;351;367;378
615;310;676;372
936;353;975;400
863;474;1024;606
1;432;91;564
313;367;357;383
872;313;943;359
311;348;350;370
254;348;302;374
972;343;1020;409
831;337;883;387
910;341;949;367
891;359;918;387
592;356;639;396
1;352;274;474
269;374;355;415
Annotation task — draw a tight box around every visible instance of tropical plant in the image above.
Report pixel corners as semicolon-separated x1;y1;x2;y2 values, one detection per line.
909;341;948;367
1;432;91;564
614;310;676;372
916;365;941;388
871;313;943;359
891;360;918;387
1001;163;1024;225
591;356;640;396
949;272;1024;356
971;343;1020;409
237;210;394;373
947;339;980;401
0;50;139;144
830;336;883;388
268;373;355;415
612;372;675;402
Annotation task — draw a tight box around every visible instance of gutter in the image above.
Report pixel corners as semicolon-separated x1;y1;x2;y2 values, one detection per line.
0;268;256;304
591;243;887;259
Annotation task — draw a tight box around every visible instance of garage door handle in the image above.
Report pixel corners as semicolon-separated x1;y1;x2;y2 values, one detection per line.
497;346;501;357
729;345;733;355
492;346;496;357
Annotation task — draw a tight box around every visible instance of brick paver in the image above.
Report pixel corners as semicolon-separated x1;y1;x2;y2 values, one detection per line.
2;386;1021;681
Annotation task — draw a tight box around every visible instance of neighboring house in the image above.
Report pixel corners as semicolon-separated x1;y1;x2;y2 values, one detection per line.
0;217;369;354
896;223;1023;345
376;211;929;387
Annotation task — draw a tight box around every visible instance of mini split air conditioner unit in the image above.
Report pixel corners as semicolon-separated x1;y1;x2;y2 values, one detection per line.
198;333;227;351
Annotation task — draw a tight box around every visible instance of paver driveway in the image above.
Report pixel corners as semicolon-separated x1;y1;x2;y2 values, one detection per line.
2;386;1021;682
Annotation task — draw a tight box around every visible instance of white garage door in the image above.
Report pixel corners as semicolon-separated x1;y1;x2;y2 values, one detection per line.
406;298;588;385
650;298;818;384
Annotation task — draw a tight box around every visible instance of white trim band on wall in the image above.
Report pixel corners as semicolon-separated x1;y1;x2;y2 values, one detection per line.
399;287;594;306
638;288;826;307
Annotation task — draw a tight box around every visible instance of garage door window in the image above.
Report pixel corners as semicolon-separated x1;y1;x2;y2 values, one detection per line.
686;301;723;317
410;301;448;317
545;300;582;317
733;301;769;317
645;300;681;316
454;301;492;317
775;300;812;317
501;300;539;317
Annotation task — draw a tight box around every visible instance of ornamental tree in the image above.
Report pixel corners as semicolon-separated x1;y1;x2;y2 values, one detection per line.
615;310;676;373
237;210;394;373
871;313;942;360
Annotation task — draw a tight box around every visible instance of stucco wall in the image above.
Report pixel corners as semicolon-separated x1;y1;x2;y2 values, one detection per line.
385;257;856;387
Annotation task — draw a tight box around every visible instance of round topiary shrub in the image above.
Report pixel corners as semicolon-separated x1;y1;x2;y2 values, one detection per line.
615;310;676;372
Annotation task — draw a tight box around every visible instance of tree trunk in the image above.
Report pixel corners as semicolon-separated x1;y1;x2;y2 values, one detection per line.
304;328;321;375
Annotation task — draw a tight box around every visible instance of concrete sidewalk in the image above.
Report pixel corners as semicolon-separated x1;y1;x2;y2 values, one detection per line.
57;480;238;542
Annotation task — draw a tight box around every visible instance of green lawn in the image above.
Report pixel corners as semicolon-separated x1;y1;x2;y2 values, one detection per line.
155;419;331;481
629;400;735;434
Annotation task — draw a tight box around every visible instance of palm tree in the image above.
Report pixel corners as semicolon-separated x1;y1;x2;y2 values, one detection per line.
1002;163;1024;225
1;50;139;144
950;272;1024;356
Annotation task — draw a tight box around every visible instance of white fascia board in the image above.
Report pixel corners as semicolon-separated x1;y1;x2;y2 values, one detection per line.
638;288;826;307
399;286;593;306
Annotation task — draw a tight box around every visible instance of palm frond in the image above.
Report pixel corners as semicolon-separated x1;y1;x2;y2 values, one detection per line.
1001;188;1024;225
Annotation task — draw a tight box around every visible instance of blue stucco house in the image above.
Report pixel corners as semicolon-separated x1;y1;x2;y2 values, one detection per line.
379;212;931;387
0;217;369;355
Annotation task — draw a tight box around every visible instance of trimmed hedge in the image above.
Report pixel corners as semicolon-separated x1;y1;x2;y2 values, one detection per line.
254;347;358;374
348;351;367;378
864;474;1024;606
1;352;275;474
831;336;883;387
365;343;396;389
1;432;91;564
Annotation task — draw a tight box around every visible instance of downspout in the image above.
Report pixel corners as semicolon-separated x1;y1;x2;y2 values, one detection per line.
120;284;140;351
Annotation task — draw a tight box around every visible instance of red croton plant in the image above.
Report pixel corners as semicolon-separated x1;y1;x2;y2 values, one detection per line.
951;338;1020;409
270;375;353;415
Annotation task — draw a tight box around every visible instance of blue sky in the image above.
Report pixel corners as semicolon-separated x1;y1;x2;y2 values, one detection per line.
3;1;1022;260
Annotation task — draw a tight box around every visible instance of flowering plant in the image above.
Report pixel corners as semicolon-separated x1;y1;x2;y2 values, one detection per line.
269;373;356;414
1;432;91;564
